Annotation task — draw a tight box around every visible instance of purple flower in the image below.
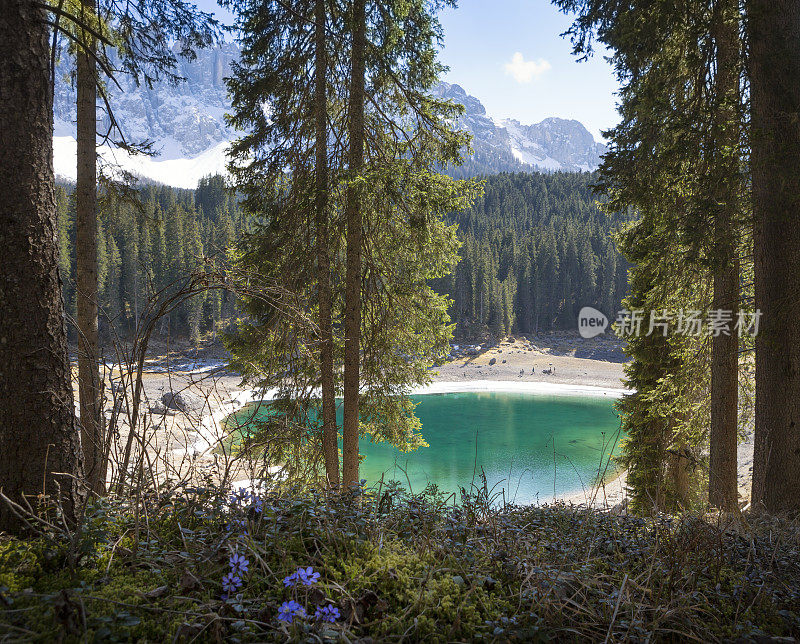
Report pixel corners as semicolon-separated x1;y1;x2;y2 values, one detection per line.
296;566;321;586
277;600;306;623
229;488;250;507
229;553;249;574
284;566;320;587
222;572;243;594
314;604;340;623
225;517;248;533
229;488;264;514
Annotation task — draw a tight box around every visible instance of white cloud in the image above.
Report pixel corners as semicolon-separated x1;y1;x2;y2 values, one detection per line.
504;52;551;83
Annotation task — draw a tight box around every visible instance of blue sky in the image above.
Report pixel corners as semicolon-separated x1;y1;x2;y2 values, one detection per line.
197;0;619;141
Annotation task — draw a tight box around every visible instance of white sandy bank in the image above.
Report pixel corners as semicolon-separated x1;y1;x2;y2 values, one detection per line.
411;380;628;398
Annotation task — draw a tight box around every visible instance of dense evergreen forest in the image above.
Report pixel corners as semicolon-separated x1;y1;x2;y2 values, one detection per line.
54;172;626;342
55;176;242;343
435;171;629;337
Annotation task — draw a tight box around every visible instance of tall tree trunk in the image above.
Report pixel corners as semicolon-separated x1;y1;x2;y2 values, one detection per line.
315;0;339;488
749;0;800;513
669;436;691;510
0;0;85;533
708;0;740;512
342;0;366;491
76;0;105;495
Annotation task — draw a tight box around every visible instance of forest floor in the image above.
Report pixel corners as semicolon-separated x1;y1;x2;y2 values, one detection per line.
3;486;800;642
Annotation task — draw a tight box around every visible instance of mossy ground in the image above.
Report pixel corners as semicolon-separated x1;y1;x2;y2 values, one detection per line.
1;483;799;642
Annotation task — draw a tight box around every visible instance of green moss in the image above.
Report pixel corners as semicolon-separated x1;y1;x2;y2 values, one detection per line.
1;491;799;642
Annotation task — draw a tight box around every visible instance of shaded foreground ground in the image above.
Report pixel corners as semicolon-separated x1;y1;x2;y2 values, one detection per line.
1;486;799;642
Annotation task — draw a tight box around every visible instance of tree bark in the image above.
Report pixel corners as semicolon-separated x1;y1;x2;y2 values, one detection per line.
342;0;366;491
315;0;339;488
708;0;740;512
710;258;740;511
749;0;800;513
76;0;105;495
0;0;85;533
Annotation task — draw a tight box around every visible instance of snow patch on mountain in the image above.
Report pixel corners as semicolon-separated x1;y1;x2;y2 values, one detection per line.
496;117;562;171
52;45;605;188
434;82;606;174
54;132;230;190
53;43;236;187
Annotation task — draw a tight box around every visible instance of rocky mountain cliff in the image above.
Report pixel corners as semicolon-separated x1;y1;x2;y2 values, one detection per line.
54;43;238;158
433;82;606;175
53;45;605;187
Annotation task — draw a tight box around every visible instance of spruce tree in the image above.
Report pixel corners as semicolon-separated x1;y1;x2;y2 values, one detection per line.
556;0;748;511
225;0;476;487
0;0;85;533
708;0;741;512
53;0;219;494
75;0;104;493
342;0;367;490
315;0;339;487
748;0;800;513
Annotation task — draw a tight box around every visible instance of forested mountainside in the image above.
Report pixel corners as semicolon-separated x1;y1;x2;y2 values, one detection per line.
55;172;625;342
435;172;629;337
55;175;242;343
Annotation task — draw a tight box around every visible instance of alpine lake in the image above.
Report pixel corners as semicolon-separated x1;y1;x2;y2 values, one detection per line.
225;390;623;504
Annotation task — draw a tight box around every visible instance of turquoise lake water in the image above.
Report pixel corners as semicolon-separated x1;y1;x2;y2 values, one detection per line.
232;392;622;504
355;392;622;503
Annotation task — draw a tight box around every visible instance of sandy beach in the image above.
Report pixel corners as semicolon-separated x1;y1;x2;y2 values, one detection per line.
433;334;627;389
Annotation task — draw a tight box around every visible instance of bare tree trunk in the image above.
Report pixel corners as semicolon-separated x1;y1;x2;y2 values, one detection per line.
749;0;800;513
342;0;366;491
710;259;740;511
0;0;85;533
75;0;104;495
708;0;740;512
668;438;691;510
315;0;339;488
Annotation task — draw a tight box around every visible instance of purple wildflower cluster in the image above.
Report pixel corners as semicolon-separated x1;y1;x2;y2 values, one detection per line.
283;566;321;587
222;488;340;627
278;565;340;625
221;551;250;600
230;487;264;513
277;600;306;623
221;488;259;601
226;488;263;532
314;604;341;623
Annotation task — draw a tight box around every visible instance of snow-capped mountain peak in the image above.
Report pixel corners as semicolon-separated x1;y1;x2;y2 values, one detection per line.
53;47;605;188
434;81;606;174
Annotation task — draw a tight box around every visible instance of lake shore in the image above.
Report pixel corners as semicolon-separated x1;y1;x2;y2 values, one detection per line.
433;334;628;390
425;335;630;508
95;333;750;511
99;334;628;507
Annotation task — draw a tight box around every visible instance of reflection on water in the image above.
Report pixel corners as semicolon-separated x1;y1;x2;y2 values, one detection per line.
356;392;622;504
